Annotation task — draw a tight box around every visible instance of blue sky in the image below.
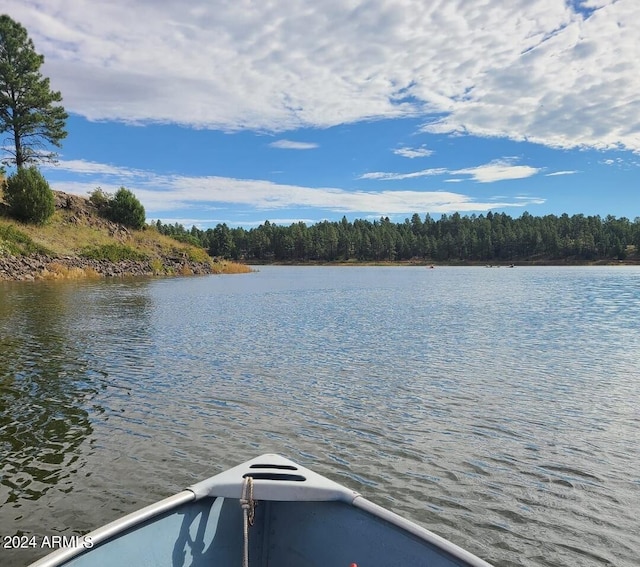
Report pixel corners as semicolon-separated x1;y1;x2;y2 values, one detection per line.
4;0;640;228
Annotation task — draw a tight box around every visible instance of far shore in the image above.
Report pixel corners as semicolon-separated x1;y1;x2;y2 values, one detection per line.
246;258;639;267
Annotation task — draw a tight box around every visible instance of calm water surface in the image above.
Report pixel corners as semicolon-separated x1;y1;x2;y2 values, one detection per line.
1;266;639;566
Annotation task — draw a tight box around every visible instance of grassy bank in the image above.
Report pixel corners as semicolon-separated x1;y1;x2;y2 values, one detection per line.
0;190;251;280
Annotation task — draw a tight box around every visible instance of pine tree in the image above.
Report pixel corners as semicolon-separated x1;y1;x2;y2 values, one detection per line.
0;15;68;168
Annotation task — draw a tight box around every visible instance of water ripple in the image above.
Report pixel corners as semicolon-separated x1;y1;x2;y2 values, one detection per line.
1;268;640;566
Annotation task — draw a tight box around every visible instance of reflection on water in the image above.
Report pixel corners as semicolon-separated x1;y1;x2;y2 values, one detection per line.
1;268;639;567
0;283;96;507
0;280;154;566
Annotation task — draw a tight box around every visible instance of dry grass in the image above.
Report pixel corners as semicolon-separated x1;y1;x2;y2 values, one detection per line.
2;211;116;255
212;260;253;274
131;227;186;256
149;258;165;275
0;209;196;260
36;262;102;280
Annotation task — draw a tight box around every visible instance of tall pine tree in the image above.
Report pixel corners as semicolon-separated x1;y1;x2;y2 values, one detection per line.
0;15;67;169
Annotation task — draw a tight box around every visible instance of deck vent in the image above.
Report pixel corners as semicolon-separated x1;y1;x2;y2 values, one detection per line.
249;463;298;471
243;472;306;482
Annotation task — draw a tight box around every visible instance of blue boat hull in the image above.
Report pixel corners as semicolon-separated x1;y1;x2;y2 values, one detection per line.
30;454;494;567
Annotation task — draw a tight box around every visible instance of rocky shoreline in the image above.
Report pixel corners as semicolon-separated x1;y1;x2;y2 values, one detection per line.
0;253;218;281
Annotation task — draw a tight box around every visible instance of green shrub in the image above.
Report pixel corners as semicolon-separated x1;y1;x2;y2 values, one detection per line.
4;167;55;224
88;187;112;211
81;243;148;262
107;187;146;229
172;233;202;246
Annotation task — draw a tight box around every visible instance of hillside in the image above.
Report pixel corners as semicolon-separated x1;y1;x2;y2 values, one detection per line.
0;190;251;281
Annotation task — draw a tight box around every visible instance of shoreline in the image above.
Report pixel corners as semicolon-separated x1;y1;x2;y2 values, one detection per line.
0;253;249;281
3;255;634;281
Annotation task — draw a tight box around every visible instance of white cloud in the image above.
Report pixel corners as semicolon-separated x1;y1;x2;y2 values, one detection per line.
6;0;640;151
269;140;319;150
422;1;640;151
452;160;540;183
599;156;640;168
393;146;433;158
46;159;544;218
360;159;540;183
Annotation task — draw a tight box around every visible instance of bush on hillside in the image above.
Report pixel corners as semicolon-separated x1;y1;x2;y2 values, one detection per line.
106;187;146;230
88;187;112;211
81;243;148;262
4;167;55;224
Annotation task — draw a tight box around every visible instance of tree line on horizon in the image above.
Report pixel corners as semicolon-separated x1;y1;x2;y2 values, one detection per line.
154;211;640;263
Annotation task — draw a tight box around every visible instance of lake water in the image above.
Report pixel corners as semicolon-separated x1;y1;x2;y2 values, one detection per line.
1;266;639;566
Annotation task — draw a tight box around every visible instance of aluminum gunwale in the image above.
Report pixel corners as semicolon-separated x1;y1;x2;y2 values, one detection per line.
352;495;494;567
27;491;195;567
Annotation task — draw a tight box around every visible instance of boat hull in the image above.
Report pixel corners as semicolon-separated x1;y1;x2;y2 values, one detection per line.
29;454;494;567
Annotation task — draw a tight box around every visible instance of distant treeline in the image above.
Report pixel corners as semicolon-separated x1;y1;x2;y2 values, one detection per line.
153;212;640;263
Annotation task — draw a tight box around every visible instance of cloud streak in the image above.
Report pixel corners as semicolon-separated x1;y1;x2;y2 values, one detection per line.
46;159;545;221
360;168;447;181
269;140;319;150
545;170;578;176
360;159;540;183
7;0;639;151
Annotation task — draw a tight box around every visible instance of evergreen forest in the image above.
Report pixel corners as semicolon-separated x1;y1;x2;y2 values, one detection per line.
154;212;640;263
